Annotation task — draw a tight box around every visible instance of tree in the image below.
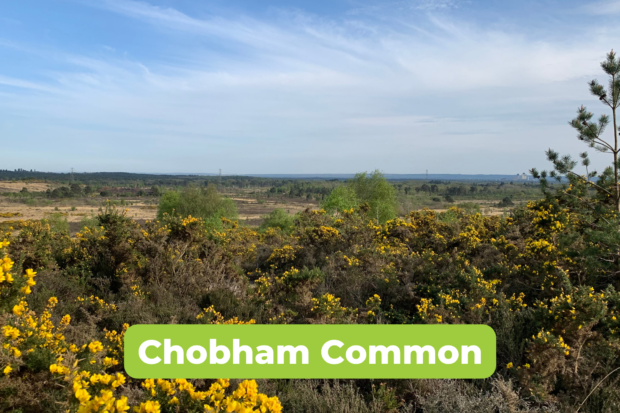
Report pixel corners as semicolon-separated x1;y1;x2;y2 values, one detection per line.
497;196;514;207
70;183;82;197
532;50;620;211
321;186;358;213
157;184;238;228
322;170;397;223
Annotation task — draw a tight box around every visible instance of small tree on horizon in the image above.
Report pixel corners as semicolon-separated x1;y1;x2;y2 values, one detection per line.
532;49;620;211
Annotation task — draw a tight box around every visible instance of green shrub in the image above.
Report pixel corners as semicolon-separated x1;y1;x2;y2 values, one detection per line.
78;214;99;230
322;186;358;214
457;202;482;214
322;170;397;223
43;213;69;234
497;197;514;207
157;184;238;229
437;209;459;223
259;208;295;233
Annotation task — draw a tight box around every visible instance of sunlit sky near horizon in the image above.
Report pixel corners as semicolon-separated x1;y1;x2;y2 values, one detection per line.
2;0;620;174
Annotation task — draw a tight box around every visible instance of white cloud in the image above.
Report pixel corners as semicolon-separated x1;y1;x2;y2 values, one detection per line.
1;0;619;173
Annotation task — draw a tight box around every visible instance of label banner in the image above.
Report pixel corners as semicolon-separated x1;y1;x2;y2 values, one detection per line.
125;324;496;379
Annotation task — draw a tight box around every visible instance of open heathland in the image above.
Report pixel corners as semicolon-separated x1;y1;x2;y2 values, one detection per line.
1;175;620;412
0;175;539;235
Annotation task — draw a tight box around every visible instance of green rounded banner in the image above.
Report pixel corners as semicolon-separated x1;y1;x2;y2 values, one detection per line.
125;324;496;379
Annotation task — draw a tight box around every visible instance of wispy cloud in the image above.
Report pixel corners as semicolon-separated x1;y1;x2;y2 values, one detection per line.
582;0;620;14
0;75;59;93
414;0;463;11
92;0;297;52
0;0;617;173
82;0;608;91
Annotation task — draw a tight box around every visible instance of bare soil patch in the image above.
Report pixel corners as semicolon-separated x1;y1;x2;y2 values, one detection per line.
233;197;318;226
0;181;53;193
0;195;317;230
0;200;158;224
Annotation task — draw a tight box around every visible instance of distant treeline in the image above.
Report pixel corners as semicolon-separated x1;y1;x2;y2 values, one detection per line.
0;170;544;204
0;169;337;190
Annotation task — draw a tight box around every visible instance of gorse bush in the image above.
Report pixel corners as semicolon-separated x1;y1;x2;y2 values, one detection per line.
0;236;282;412
157;184;238;229
2;186;620;411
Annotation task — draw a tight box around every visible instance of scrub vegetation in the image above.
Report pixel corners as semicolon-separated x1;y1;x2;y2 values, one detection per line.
0;170;541;218
1;166;619;411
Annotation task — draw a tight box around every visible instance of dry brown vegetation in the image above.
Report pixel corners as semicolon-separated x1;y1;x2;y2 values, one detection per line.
0;181;52;193
0;182;321;231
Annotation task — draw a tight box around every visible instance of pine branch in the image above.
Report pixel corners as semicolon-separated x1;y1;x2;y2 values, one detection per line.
560;190;611;225
566;171;613;196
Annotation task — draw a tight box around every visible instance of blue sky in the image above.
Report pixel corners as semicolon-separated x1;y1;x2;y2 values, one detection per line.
1;0;620;174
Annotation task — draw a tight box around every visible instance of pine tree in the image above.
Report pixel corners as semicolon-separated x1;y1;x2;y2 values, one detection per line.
532;49;620;212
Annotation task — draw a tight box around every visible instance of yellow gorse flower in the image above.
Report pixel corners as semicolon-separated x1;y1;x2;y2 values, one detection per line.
88;341;104;353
